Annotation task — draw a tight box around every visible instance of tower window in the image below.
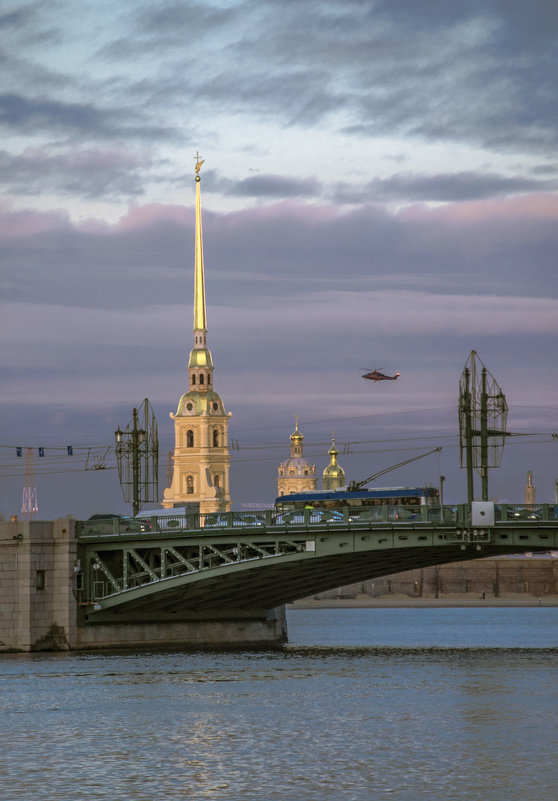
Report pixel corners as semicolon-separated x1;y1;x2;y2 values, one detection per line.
213;430;219;447
186;430;194;448
192;375;196;385
214;474;220;488
186;475;194;494
199;374;204;385
208;374;211;385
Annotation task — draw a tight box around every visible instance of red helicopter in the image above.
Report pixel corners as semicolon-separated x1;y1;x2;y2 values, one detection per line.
362;368;400;382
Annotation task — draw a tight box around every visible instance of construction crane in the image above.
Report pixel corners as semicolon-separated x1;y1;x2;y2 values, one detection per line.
346;446;442;492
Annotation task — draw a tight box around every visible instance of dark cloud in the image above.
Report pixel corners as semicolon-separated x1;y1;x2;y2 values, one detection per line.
182;67;344;126
133;0;239;42
0;0;63;46
0;93;176;142
2;195;557;318
0;146;151;199
0;5;37;29
334;171;558;204
3;0;557;175
0;210;189;310
224;174;322;199
531;164;558;176
217;1;558;151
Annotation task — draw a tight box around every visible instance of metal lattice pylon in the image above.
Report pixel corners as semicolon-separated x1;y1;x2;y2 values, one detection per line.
22;447;39;520
115;398;159;516
459;350;508;502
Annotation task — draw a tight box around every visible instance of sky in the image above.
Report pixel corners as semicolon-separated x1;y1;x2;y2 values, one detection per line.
1;0;558;520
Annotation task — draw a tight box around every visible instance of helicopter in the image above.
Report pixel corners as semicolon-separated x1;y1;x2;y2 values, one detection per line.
362;368;400;382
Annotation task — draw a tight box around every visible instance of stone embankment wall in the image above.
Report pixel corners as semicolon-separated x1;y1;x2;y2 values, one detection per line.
0;519;77;652
315;557;558;601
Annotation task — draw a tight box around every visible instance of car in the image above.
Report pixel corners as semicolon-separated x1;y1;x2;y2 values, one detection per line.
392;508;421;521
272;509;344;525
83;513;135;534
88;513;128;520
508;507;542;520
203;512;265;528
134;507;191;532
347;508;384;523
314;509;344;523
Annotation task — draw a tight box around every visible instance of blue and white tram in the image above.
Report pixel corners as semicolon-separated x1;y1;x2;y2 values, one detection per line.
275;486;439;516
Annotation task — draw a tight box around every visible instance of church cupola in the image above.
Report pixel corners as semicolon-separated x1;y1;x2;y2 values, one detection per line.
277;417;317;497
290;419;303;457
322;433;346;491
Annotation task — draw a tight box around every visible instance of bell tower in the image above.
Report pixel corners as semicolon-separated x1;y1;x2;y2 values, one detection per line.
163;154;232;513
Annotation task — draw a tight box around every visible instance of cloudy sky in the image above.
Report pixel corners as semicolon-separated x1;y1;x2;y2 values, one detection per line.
1;0;558;519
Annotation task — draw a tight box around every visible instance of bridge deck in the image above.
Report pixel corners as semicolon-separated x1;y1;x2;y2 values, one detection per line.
75;503;558;621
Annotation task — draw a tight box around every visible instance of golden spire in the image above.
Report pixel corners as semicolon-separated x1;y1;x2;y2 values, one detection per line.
188;152;213;373
194;151;207;333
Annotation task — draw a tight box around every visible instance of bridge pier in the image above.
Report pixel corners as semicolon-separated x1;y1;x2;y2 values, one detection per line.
75;609;287;650
0;520;287;652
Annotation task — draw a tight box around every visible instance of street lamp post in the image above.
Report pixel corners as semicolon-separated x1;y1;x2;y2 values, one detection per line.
115;408;146;517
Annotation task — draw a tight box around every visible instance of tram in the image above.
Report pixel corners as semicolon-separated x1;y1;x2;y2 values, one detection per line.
275;485;439;513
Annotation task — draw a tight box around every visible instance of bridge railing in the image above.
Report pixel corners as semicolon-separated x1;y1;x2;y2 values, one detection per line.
495;504;557;522
76;503;558;538
77;506;449;537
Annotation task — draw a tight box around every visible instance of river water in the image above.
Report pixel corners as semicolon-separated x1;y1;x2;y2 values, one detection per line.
2;608;558;801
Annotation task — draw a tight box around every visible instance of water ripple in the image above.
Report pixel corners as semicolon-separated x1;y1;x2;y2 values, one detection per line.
2;608;558;800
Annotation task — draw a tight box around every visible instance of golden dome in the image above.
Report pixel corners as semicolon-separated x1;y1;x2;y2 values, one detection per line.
322;435;345;489
290;418;303;443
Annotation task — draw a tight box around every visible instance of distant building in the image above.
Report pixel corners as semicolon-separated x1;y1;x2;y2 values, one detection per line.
163;156;232;514
322;434;346;491
524;470;536;505
277;419;317;496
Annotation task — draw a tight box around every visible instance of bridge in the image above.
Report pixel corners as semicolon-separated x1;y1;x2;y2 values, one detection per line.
76;502;558;624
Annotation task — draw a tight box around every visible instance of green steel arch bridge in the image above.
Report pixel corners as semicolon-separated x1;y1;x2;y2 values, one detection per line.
76;503;558;625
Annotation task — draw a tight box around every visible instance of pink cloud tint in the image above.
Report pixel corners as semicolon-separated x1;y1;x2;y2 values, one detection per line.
0;207;71;238
401;193;558;225
113;204;193;232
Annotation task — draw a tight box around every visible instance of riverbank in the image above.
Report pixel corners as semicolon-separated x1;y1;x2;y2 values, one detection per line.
289;593;558;608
